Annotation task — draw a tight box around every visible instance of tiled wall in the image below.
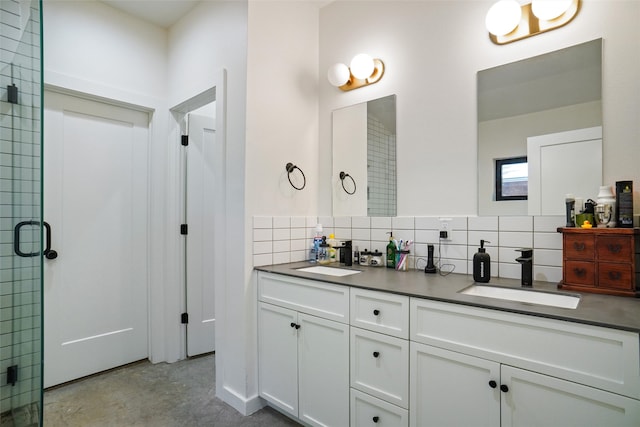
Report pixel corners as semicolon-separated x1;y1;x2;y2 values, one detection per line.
253;215;565;283
367;114;396;217
1;0;43;418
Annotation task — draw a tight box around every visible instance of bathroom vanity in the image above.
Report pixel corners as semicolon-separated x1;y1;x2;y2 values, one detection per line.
255;262;640;427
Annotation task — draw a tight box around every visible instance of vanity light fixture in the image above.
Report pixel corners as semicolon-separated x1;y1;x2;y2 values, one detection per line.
486;0;580;45
327;53;385;91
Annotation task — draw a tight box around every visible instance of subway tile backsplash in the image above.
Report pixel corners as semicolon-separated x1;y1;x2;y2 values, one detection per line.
252;215;565;283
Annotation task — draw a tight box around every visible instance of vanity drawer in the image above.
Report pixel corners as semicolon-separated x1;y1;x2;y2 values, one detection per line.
351;327;409;408
598;263;633;290
564;261;596;286
350;288;409;339
350;388;408;427
597;236;633;262
257;271;349;323
564;233;595;260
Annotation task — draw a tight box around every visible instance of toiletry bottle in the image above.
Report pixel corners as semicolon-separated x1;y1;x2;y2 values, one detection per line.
343;241;353;266
327;233;338;263
354;246;360;265
565;194;575;227
386;232;396;269
318;236;330;264
311;223;323;262
473;240;491;283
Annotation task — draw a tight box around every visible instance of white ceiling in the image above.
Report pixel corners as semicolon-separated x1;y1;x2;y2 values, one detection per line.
100;0;201;28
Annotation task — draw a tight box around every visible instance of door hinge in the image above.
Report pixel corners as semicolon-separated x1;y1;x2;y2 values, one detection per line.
180;224;188;235
7;365;18;386
181;313;189;324
181;135;189;146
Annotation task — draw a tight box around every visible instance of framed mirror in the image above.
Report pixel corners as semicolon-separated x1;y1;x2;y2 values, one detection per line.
332;95;397;217
477;39;602;216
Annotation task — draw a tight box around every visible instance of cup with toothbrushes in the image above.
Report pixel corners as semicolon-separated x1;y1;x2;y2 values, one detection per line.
395;240;412;271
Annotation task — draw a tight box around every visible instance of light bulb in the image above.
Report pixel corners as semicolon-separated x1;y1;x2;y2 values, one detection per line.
327;63;350;87
350;54;375;80
531;0;572;21
485;0;522;36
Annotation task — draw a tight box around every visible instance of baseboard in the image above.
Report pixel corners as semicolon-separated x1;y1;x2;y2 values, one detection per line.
216;384;265;416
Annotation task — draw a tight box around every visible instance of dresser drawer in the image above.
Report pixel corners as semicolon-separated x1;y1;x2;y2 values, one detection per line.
564;261;596;286
564;233;595;260
351;327;409;408
598;263;633;290
350;288;409;339
597;236;633;262
350;388;408;427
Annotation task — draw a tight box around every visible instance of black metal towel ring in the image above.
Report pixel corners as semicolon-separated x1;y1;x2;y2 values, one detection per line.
286;162;306;190
339;171;357;195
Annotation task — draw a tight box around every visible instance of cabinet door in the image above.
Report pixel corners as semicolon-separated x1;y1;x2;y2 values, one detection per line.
257;302;298;418
410;342;500;427
298;313;349;427
501;365;640;427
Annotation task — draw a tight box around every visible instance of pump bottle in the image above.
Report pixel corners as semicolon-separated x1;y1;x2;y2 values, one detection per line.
473;240;491;283
386;232;396;269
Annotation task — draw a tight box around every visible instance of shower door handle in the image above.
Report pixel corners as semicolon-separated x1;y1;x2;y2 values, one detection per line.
14;220;58;259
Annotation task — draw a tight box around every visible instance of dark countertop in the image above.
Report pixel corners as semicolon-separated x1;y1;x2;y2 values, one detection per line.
256;261;640;333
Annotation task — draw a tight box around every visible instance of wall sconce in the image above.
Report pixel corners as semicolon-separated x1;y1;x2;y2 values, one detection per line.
328;53;385;91
486;0;580;45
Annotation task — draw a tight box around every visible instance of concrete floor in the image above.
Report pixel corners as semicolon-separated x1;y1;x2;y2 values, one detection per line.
43;354;300;427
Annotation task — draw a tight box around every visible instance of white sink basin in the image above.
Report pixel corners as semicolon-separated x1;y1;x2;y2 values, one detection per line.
296;265;362;277
460;284;580;309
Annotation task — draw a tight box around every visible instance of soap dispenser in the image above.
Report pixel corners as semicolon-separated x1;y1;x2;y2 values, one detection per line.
473;240;491;283
386;232;397;269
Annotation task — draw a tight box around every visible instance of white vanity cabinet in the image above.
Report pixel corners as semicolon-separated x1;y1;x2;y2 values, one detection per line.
257;272;349;427
410;298;640;426
350;288;410;427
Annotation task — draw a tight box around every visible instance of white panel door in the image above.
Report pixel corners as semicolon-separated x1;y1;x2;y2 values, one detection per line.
43;91;149;387
186;113;219;356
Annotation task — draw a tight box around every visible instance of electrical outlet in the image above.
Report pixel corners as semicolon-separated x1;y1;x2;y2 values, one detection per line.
439;218;452;240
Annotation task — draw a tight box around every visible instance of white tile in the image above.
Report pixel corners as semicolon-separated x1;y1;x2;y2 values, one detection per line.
499;247;521;264
534;215;564;232
468;216;498;231
533;249;562;267
273;216;290;228
371;216;392;229
533;265;562;283
352;240;371;253
291;239;307;251
318;216;334;229
413;243;432;258
253;216;272;229
468;231;498;248
438;258;467;275
253;241;272;255
253;253;273;267
352;228;371;241
448;230;468;245
392;230;415;248
499;216;533;232
392;216;414;230
273;240;290;253
448;217;468;231
499;262;521;280
291;216;306;228
273;251;291;264
306;216;319;228
415;229;438;244
415;216;440;230
291;250;307;262
499;231;533;248
273;228;291;241
351;216;370;228
371;228;390;242
334;228;352;240
291;227;306;239
534;232;562;250
253;228;273;242
334;216;351;228
438;243;467;260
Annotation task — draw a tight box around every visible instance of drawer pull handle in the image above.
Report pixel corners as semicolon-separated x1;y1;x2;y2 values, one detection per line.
573;268;586;277
373;309;380;316
290;322;300;329
500;384;509;393
608;271;622;280
573;242;586;251
607;244;622;254
373;351;380;358
488;380;497;389
373;416;380;423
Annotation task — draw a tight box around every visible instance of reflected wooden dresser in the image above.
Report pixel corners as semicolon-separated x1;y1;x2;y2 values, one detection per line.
558;227;640;297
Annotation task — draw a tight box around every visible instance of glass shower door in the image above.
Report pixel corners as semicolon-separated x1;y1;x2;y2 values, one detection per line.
1;0;43;425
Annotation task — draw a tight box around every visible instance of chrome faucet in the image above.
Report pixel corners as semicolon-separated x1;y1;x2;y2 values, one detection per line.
515;249;533;288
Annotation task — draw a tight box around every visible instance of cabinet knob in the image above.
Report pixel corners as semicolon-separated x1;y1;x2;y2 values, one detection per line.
290;322;296;328
573;242;586;251
608;271;622;280
373;351;380;358
295;324;300;329
607;244;622;254
500;384;509;393
573;268;586;277
488;380;497;389
373;309;380;316
373;416;380;423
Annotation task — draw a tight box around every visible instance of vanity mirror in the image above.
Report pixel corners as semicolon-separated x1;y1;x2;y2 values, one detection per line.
332;95;397;217
477;39;602;216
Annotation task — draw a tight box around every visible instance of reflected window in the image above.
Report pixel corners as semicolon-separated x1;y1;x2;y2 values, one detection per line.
496;157;527;200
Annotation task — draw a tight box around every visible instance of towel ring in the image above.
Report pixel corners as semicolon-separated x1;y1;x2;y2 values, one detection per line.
339;171;356;195
286;162;306;190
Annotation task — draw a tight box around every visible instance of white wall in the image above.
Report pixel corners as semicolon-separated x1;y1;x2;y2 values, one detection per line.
319;0;640;216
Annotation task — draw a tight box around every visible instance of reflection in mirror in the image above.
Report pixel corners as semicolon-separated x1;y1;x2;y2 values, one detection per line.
478;39;602;216
332;95;396;217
